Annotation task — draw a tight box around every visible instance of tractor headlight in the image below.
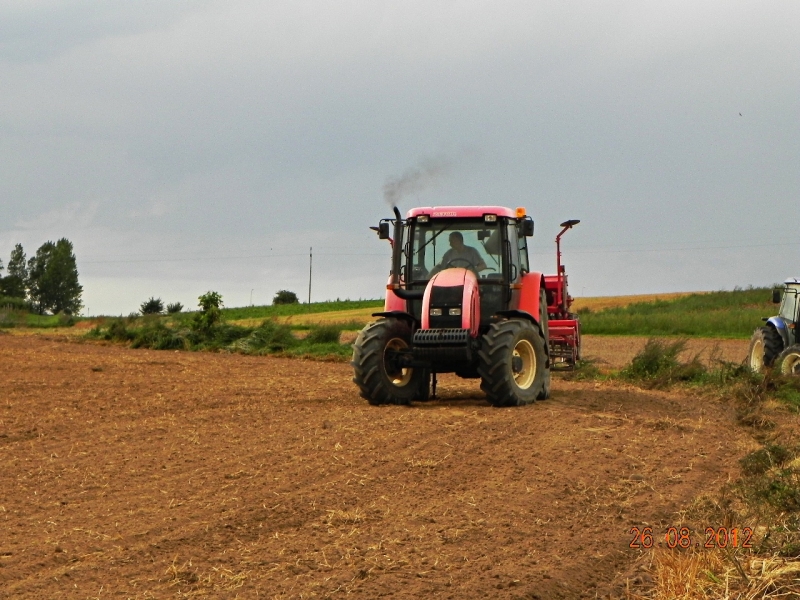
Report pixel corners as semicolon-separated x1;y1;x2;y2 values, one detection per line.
484;214;497;223
430;308;442;316
418;214;430;224
449;308;461;316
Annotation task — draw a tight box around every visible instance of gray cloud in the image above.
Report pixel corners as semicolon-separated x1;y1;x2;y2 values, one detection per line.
1;1;799;314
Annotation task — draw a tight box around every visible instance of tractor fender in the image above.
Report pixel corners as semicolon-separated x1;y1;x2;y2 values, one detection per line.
517;272;546;322
384;276;407;312
495;309;549;350
421;268;481;337
371;310;418;328
767;317;790;348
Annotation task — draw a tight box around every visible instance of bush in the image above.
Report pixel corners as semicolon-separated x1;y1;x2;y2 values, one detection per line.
166;302;183;314
740;444;793;476
131;321;187;350
87;318;136;342
57;312;75;327
273;290;299;305
140;297;164;315
621;338;707;387
0;295;30;311
192;291;223;334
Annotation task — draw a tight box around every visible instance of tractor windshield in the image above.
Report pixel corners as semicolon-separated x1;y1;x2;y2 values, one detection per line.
780;284;800;322
409;218;502;283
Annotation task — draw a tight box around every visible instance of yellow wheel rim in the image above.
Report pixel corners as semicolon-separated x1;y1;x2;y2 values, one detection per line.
384;337;413;387
749;339;764;372
512;339;536;389
781;352;800;376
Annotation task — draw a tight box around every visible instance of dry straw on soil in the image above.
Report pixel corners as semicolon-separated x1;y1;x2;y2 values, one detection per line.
628;550;800;599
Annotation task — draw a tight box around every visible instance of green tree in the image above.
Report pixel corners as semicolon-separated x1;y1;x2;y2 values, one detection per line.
273;290;299;305
192;291;223;333
1;244;28;299
27;239;82;315
140;297;165;315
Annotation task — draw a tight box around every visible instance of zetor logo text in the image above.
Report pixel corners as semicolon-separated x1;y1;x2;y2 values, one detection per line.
432;211;457;217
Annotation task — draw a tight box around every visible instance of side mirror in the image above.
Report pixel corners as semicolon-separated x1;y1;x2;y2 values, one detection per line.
378;223;390;239
520;218;534;237
772;289;782;304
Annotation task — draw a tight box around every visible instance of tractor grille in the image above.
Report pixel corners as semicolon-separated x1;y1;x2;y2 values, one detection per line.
412;328;473;364
413;328;471;345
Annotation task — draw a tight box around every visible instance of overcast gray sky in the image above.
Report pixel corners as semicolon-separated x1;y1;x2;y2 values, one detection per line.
1;1;798;315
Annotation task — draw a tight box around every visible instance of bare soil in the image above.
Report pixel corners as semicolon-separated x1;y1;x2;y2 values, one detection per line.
0;334;755;599
581;336;749;370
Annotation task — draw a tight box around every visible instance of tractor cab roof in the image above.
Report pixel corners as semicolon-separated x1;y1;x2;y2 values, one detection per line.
785;278;800;285
406;206;522;219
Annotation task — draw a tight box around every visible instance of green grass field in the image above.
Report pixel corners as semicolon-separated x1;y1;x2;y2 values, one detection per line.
2;288;782;340
579;287;775;338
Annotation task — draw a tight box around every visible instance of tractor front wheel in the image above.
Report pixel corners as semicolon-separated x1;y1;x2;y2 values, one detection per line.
748;326;783;373
777;345;800;376
351;318;425;405
478;319;549;407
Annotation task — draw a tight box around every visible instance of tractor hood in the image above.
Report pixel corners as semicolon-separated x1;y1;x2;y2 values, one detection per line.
421;268;480;336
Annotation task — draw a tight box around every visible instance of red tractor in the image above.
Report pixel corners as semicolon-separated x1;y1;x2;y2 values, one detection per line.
352;206;581;407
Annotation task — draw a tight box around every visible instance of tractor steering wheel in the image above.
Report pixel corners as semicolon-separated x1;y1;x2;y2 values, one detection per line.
445;258;477;270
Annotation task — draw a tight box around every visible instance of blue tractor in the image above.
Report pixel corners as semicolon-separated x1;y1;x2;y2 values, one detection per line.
748;278;800;375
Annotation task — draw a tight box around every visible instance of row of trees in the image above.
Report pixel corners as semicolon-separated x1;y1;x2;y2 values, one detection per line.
0;239;82;315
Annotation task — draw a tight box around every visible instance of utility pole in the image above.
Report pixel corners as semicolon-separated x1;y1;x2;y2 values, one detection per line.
308;247;312;305
250;289;254;307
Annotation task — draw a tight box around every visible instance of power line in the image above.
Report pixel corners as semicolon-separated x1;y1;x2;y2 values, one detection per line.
81;252;387;264
532;241;800;255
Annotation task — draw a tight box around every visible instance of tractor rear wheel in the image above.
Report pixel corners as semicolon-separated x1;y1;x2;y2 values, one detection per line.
748;326;783;373
777;345;800;376
537;288;551;400
351;318;425;405
478;319;549;407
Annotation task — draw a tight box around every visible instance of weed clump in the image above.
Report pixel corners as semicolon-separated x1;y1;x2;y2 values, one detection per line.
85;312;351;361
131;320;188;350
621;338;705;387
166;302;183;314
740;444;794;476
229;321;297;354
304;324;342;345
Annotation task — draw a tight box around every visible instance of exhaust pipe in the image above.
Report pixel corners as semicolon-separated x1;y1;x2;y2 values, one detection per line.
390;206;424;300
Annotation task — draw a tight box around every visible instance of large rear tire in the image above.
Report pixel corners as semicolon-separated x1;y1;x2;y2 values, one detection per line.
537;288;551;400
478;319;549;407
352;318;425;405
776;345;800;376
748;326;783;373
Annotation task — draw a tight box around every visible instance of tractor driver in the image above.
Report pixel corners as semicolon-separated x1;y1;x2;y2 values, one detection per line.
429;231;487;276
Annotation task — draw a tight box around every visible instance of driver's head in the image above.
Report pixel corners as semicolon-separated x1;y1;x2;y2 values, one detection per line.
449;231;464;250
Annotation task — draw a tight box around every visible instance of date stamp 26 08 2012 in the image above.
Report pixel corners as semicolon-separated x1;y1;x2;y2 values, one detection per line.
629;526;754;550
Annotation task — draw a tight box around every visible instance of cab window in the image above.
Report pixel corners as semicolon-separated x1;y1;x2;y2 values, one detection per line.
780;286;800;322
410;219;500;282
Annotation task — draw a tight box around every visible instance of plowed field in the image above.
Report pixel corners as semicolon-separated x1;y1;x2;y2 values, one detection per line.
1;334;753;599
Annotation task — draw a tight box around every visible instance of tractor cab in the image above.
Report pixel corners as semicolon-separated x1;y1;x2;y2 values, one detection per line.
383;206;533;330
772;279;800;347
355;204;581;407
